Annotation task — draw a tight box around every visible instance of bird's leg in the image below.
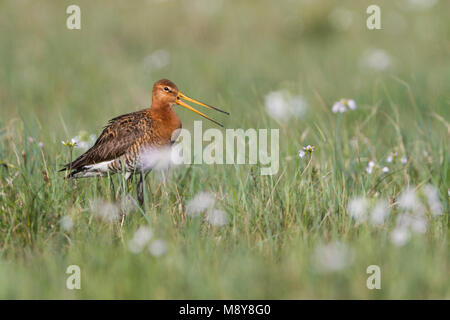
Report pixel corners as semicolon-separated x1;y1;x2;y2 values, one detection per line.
127;173;134;183
137;172;144;207
109;174;116;201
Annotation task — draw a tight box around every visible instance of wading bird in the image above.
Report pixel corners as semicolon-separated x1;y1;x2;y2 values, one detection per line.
61;79;229;205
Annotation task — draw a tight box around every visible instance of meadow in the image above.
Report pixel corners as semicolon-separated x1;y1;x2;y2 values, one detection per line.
0;0;448;299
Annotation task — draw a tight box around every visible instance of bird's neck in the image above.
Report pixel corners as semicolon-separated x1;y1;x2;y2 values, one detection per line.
150;101;175;118
149;102;182;136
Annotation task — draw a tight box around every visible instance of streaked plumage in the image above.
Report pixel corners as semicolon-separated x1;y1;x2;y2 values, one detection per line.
63;108;175;178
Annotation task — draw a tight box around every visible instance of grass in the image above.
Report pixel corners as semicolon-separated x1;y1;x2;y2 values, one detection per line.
0;0;448;299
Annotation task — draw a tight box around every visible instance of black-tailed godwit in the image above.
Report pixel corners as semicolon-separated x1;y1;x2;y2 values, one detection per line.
61;79;229;205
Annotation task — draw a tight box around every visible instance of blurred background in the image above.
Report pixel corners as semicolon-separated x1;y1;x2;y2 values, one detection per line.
0;0;448;299
1;0;448;135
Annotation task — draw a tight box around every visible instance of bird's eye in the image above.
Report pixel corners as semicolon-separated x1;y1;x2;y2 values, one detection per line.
163;86;170;92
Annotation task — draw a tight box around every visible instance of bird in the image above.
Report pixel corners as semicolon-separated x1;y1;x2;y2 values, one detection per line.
61;79;229;205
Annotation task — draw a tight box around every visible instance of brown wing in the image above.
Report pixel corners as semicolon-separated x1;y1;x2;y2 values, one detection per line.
62;109;152;171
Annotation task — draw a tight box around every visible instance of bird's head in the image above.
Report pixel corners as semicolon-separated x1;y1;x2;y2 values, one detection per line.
152;79;229;127
153;79;179;104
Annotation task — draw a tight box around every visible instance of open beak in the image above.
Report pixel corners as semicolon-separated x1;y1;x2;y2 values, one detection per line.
176;92;229;127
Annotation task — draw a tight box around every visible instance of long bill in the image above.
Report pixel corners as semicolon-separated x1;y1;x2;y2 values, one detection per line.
176;92;229;127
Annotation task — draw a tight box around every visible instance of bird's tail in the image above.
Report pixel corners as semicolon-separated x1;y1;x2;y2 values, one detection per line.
59;163;81;179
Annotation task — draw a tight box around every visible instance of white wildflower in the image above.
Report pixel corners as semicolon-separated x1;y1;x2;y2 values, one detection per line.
347;99;357;110
299;145;315;159
401;156;407;164
362;49;392;71
366;161;376;174
148;239;167;257
369;200;390;226
128;227;153;254
348;197;369;223
62;139;77;148
60;216;74;232
332;100;346;113
205;209;228;227
185;192;216;217
143;49;170;71
139;146;180;172
332;99;356;113
386;151;398;163
382;166;389;173
313;242;354;273
73;132;96;151
298;150;306;158
75;141;89;151
395;211;426;234
390;227;410;246
423;184;443;216
397;187;424;214
389;184;437;246
264;90;307;122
